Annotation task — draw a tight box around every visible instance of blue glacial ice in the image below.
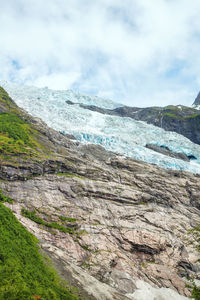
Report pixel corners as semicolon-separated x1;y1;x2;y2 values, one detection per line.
1;81;200;174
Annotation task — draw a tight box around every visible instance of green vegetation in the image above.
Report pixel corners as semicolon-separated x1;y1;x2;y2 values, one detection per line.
188;225;200;299
0;112;34;155
0;203;78;299
164;105;197;112
163;112;180;119
21;210;91;253
0;111;34;156
0;86;8;97
81;262;92;269
0;87;51;158
163;111;199;120
0;87;16;109
141;262;147;268
79;245;91;252
0;113;31;143
192;285;200;300
183;113;200;119
188;225;200;253
21;209;75;234
0;190;13;203
81;259;93;269
59;216;77;222
162;105;200;120
56;173;85;179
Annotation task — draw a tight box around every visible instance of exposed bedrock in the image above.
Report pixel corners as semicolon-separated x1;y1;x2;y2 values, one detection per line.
1;144;200;299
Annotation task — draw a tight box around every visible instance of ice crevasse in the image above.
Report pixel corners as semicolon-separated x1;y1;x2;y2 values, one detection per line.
1;81;200;174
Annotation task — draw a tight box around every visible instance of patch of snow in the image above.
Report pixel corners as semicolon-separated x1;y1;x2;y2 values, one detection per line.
126;280;191;300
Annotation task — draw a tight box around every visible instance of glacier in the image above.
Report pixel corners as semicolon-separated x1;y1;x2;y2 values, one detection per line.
1;81;200;174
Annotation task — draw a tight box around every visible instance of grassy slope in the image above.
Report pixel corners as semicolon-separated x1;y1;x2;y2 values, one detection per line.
162;105;200;120
0;87;80;299
0;87;51;160
0;201;78;300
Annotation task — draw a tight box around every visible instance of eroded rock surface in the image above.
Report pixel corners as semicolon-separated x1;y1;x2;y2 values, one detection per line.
1;132;200;299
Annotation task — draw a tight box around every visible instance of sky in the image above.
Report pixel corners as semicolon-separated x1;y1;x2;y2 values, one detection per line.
0;0;200;107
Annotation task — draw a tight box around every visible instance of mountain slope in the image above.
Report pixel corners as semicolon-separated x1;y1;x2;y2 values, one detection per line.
1;82;200;174
79;103;200;146
0;86;199;299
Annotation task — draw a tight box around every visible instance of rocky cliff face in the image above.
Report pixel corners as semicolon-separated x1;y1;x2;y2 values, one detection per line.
0;87;199;299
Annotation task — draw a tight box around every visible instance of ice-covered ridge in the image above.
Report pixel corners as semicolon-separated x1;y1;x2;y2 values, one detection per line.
2;81;200;174
0;81;122;110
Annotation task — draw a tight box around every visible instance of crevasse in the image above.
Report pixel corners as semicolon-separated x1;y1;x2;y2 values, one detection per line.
1;81;200;174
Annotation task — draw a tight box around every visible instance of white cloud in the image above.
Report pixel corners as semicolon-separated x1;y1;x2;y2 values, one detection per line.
31;72;81;90
0;0;200;106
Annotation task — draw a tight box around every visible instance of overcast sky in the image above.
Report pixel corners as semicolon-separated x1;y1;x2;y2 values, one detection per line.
0;0;200;107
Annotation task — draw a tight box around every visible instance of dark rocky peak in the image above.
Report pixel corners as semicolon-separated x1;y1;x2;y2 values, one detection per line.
193;91;200;107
